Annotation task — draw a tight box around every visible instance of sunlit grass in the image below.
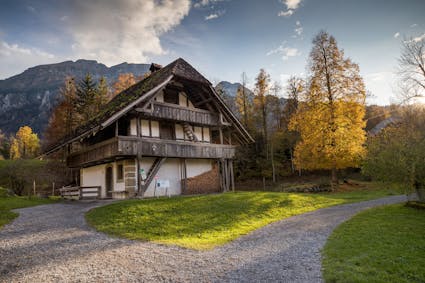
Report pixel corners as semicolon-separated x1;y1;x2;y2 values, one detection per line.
322;204;425;283
86;188;401;250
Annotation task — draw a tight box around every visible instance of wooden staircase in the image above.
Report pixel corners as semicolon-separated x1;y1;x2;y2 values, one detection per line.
139;157;167;196
182;123;199;142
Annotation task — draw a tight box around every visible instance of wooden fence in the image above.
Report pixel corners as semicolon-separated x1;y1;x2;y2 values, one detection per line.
59;186;101;200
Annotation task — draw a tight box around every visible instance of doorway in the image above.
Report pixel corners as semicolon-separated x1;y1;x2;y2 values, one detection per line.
105;166;113;198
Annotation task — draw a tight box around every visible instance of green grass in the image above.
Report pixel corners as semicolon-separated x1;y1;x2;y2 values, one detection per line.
322;204;425;283
0;194;58;229
86;187;402;250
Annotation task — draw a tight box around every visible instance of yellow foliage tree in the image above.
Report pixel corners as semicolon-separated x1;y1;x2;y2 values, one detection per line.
10;126;40;159
112;73;140;97
289;31;366;189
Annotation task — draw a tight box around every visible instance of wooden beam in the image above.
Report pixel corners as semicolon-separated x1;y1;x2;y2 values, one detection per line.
193;97;213;107
219;128;223;144
136;116;141;137
230;159;235;192
182;159;187;193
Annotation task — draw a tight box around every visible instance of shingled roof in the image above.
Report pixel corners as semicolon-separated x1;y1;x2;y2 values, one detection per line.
44;58;253;155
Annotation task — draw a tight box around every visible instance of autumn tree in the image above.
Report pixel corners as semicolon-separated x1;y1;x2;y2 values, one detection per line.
254;69;271;142
289;31;366;189
112;73;142;97
0;130;10;159
363;106;425;202
44;77;78;145
235;72;253;130
398;36;425;101
10;126;40;159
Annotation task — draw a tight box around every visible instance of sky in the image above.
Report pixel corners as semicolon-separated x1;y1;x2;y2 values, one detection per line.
0;0;424;105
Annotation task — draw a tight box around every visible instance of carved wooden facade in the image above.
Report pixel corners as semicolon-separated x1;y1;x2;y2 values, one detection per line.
44;58;253;198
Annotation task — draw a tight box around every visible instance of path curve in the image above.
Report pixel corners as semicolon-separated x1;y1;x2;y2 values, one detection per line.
0;195;405;282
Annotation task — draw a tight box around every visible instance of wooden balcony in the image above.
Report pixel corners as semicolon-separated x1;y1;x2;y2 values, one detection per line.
137;102;221;126
67;136;236;167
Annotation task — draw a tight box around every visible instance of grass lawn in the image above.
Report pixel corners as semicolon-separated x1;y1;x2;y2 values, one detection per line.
322;204;425;283
0;195;58;229
86;186;402;250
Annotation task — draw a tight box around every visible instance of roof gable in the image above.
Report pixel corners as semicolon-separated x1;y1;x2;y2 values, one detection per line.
43;58;253;155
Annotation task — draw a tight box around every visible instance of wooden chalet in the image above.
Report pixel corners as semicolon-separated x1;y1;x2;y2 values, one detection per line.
45;58;253;199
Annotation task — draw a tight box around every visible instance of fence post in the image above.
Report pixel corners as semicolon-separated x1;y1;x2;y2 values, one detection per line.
52;182;55;196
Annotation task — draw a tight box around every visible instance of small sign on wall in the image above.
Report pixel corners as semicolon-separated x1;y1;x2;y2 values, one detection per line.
156;180;170;188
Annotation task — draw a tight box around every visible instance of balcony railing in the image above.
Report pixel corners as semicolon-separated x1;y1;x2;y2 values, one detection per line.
67;136;236;167
137;102;221;126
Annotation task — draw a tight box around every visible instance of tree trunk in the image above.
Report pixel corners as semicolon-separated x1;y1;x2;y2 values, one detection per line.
271;141;276;183
331;168;338;191
415;182;425;203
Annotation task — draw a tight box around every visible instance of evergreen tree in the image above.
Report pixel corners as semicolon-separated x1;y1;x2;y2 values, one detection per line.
76;74;98;122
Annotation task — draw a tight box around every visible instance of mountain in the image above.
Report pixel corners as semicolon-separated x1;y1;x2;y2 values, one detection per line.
216;81;253;97
0;60;150;135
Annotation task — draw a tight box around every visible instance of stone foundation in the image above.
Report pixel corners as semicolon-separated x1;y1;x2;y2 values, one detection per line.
183;164;221;195
124;159;137;197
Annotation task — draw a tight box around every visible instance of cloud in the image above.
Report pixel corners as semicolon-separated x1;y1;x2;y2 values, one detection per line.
194;0;226;8
67;0;191;65
205;13;219;20
0;41;57;79
413;33;425;42
410;23;418;28
267;42;300;61
393;32;400;39
364;72;396;105
278;10;293;17
278;0;302;17
293;20;303;38
205;10;225;20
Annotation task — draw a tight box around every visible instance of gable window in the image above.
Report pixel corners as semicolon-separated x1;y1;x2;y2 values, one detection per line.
164;90;179;104
141;119;160;138
116;163;124;182
160;122;175;140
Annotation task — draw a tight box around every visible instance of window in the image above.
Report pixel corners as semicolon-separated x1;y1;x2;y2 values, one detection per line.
116;163;124;182
164;90;179;104
160;122;174;140
141;119;160;138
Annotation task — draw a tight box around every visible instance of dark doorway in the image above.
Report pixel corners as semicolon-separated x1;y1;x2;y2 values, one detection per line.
105;166;113;198
160;122;174;140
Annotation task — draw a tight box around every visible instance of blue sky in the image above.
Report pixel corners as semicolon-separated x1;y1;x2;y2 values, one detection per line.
0;0;424;105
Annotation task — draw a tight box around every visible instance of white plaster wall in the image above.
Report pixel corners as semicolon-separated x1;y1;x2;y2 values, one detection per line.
179;92;187;107
130;118;137;136
81;164;106;198
151;120;160;137
175;123;184;140
141;119;149;136
140;158;182;197
194;126;203;141
155;90;164;102
80;161;126;198
186;159;213;178
114;162;125;192
203;127;211;142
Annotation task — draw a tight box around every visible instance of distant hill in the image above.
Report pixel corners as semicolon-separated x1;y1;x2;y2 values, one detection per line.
0;59;150;135
216;81;253;97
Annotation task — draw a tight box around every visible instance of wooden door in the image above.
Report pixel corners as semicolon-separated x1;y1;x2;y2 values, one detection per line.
160;122;174;140
105;166;113;198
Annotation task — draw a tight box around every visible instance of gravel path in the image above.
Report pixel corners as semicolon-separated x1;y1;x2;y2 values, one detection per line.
0;195;405;283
